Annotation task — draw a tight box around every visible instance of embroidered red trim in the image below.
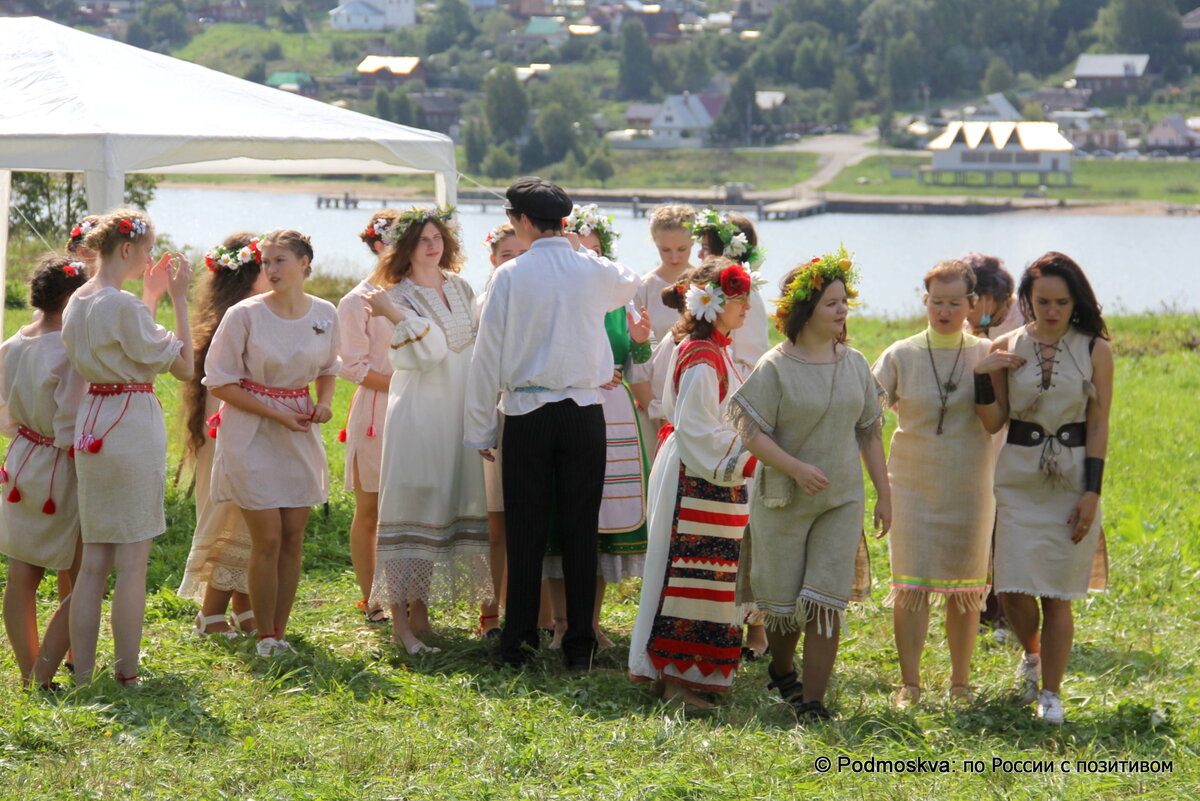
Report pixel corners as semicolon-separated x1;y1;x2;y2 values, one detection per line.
238;379;309;399
87;382;154;395
17;425;54;448
673;339;729;401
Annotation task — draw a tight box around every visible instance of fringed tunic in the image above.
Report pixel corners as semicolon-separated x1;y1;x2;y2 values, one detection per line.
871;331;995;611
729;344;881;636
993;326;1103;599
370;274;489;608
628;330;755;693
0;330;86;568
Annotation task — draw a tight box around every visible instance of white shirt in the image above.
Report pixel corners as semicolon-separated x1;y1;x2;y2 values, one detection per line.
463;236;641;450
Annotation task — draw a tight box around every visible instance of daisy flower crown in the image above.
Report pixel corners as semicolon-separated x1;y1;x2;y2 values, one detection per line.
683;262;765;323
382;206;456;248
204;239;262;273
687;207;766;267
773;245;860;332
562;204;619;258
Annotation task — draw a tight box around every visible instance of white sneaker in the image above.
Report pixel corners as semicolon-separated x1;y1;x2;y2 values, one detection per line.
1037;690;1065;724
273;639;296;655
1016;653;1041;704
256;637;280;657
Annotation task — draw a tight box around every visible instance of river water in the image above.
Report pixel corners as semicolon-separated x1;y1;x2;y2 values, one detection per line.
149;187;1199;317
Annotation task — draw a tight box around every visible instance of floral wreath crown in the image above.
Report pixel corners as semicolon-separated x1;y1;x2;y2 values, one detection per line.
683;261;767;323
483;223;512;249
773;245;859;333
62;261;85;278
361;215;395;242
687;207;766;267
562;204;619;258
69;219;96;241
114;217;149;238
204;239;262;273
382;206;456;248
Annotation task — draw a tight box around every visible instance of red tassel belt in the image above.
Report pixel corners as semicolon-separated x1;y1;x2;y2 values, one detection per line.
239;379;310;399
87;382;155;395
17;425;55;448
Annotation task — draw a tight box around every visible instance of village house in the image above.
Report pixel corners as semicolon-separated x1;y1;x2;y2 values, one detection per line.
355;55;424;88
1070;54;1150;95
924;121;1074;186
329;0;415;32
1145;114;1200;151
266;71;318;98
1183;6;1200;42
410;92;462;136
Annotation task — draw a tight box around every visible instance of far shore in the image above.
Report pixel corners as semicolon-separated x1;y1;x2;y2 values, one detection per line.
158;179;1194;217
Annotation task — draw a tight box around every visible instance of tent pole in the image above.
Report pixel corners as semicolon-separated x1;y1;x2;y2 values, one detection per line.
435;170;458;208
0;170;11;336
84;170;125;214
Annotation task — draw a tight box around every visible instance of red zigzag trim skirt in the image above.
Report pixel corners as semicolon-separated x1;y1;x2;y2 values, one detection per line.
647;465;748;693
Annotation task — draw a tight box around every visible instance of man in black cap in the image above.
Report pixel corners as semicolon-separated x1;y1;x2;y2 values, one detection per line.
464;177;640;669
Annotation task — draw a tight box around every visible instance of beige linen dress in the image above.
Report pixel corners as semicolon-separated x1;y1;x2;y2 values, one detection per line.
335;280;394;493
0;330;86;568
370;274;489;608
204;294;340;510
872;332;995;611
62;287;183;543
993;326;1101;598
177;394;251;601
729;344;882;634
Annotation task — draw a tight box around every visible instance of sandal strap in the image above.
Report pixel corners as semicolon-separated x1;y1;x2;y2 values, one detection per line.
196;613;227;627
233;610;255;624
795;700;833;720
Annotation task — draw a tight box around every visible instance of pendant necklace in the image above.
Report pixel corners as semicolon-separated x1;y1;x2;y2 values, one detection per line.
925;331;964;435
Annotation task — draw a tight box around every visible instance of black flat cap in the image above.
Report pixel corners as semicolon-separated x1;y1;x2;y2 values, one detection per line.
505;176;572;221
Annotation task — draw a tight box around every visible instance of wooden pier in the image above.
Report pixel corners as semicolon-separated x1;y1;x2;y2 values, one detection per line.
759;198;828;220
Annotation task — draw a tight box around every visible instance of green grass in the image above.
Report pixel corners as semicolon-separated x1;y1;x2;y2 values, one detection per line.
0;309;1197;799
824;155;1200;205
579;149;819;192
174;23;385;78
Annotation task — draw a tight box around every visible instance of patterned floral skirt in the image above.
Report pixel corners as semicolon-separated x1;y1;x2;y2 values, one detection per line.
646;466;749;693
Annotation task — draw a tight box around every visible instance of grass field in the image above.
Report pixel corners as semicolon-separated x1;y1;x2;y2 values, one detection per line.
823;155;1200;205
0;305;1197;799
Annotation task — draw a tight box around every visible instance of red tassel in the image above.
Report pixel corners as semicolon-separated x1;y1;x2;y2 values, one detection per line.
207;427;218;439
0;467;7;484
7;486;21;503
337;429;348;443
42;498;56;515
366;425;376;438
68;446;75;459
86;438;103;454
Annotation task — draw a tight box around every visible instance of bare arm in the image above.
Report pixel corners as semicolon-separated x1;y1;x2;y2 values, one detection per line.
743;429;829;496
859;433;891;537
1068;338;1113;543
311;374;337;423
359;369;392;393
629;380;653;412
166;256;194;381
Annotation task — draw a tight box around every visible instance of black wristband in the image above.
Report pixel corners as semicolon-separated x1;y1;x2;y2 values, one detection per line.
1084;457;1104;495
974;372;996;405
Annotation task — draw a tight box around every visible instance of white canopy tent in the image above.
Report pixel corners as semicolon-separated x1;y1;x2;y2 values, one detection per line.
0;16;458;330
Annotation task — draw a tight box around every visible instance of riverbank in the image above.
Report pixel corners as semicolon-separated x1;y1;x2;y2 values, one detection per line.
159;178;1194;217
